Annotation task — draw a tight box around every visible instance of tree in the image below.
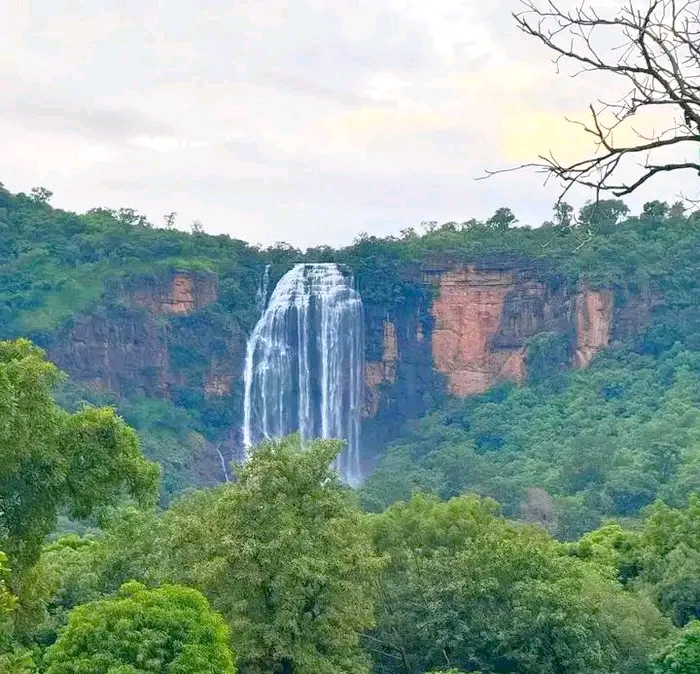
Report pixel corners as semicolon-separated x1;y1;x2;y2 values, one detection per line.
0;340;160;574
0;553;36;673
29;187;53;204
0;552;15;615
44;581;236;674
630;496;700;626
653;620;700;673
512;0;700;199
116;207;150;228
553;201;574;228
485;207;517;230
155;436;380;674
369;493;668;674
163;212;177;229
578;199;630;232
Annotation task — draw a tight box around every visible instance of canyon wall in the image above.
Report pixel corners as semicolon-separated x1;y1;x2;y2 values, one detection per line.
360;258;651;448
47;270;245;401
424;262;613;395
42;259;654;473
48;263;631;416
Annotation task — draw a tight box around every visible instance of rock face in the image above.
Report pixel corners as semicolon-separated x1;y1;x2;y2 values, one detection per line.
364;320;399;417
53;307;170;393
424;261;574;396
574;288;614;368
47;270;244;400
41;258;655;475
359;257;648;452
127;272;219;315
360;279;438;456
428;266;527;396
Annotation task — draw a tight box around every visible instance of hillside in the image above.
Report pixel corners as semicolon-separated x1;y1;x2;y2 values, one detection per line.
2;183;700;522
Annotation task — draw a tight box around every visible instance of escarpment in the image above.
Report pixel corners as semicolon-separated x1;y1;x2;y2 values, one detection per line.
47;270;244;400
41;257;655;471
360;258;654;446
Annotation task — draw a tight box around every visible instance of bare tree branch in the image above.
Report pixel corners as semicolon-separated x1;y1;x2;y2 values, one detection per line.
482;0;700;199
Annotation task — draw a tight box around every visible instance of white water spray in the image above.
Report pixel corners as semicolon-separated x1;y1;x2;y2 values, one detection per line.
242;263;364;484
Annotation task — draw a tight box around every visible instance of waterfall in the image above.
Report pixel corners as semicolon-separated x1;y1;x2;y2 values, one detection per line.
242;263;364;485
255;264;270;316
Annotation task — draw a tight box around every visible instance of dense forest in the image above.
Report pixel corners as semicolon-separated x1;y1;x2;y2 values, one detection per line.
2;174;700;672
4;0;700;666
2;350;700;673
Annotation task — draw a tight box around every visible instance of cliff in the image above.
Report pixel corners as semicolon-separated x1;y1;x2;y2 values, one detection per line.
361;258;655;447
2;184;695;500
426;263;613;394
41;259;655;481
47;270;247;418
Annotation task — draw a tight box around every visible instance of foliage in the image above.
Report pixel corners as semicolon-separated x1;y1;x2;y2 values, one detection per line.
0;551;16;614
55;383;214;501
0;552;28;668
4;182;700;672
653;620;700;674
0;339;159;574
361;346;700;538
0;649;36;674
152;436;381;674
368;493;668;674
3;181;700;502
630;496;700;627
43;581;236;674
566;495;700;632
11;431;700;674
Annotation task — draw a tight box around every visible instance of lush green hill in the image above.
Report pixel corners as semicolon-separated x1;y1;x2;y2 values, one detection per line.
2;182;700;522
4;183;700;673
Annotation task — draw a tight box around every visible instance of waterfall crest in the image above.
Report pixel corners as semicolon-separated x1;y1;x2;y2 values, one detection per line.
242;263;364;484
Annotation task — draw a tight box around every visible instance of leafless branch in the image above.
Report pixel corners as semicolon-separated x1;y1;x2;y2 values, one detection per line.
484;0;700;199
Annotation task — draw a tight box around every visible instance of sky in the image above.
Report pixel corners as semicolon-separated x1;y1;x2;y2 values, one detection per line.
0;0;696;248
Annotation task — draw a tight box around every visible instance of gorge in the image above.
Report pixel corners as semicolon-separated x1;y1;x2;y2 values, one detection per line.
46;256;646;487
1;185;692;498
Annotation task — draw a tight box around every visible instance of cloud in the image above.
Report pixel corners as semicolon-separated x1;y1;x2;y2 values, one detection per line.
0;0;695;248
2;95;173;144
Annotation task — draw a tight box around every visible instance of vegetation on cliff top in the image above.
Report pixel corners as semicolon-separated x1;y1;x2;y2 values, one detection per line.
2;180;700;507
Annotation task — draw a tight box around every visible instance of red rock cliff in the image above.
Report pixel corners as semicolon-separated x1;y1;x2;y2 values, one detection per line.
428;266;528;396
574;288;614;368
424;264;619;397
48;270;236;397
129;272;218;315
364;320;399;417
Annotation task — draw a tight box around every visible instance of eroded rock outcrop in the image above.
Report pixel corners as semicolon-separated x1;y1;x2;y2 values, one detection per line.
48;270;243;399
204;371;234;398
420;262;625;396
129;271;218;315
428;266;527;396
364;320;399;417
574;288;614;368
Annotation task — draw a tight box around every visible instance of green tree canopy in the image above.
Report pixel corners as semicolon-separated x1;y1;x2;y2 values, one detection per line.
0;552;16;614
0;339;160;572
653;620;700;674
154;436;381;674
43;581;236;674
369;493;668;674
616;495;700;626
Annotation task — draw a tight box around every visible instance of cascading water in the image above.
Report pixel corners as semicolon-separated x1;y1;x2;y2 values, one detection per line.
255;264;270;316
242;263;364;485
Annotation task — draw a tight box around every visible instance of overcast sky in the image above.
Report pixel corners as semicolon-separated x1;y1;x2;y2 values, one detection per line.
0;0;695;248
